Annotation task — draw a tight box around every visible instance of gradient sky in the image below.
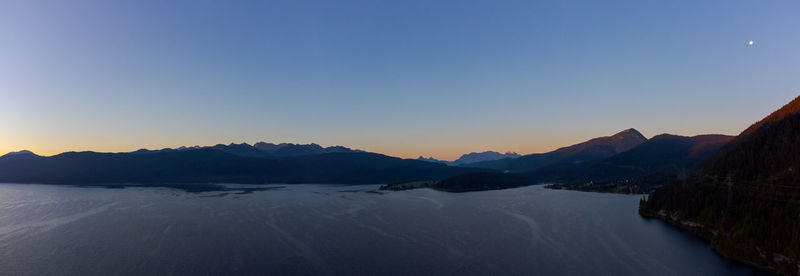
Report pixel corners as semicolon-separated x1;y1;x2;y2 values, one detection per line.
1;0;799;160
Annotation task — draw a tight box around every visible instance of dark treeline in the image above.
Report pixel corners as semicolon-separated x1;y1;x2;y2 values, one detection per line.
641;96;800;275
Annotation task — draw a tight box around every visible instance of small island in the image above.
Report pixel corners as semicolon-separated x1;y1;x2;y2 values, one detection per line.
379;181;436;191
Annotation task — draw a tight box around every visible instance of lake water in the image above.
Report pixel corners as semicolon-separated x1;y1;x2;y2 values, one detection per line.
0;183;769;275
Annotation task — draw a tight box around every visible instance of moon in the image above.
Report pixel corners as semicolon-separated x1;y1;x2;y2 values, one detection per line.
748;40;754;45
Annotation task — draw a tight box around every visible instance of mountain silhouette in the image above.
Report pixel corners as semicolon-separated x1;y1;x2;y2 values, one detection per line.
640;95;800;274
416;156;450;164
533;134;733;192
0;146;484;185
453;151;521;165
128;142;360;158
416;151;521;166
0;150;42;160
462;128;647;172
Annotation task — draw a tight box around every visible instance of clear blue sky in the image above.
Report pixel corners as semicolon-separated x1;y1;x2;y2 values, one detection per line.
1;0;799;160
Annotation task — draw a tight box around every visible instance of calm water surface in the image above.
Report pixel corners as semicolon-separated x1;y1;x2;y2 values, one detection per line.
0;184;768;275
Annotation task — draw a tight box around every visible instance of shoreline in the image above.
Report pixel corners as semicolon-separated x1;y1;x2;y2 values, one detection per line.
638;209;785;275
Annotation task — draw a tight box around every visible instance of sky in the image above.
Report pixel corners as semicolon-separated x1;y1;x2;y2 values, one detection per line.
1;0;799;160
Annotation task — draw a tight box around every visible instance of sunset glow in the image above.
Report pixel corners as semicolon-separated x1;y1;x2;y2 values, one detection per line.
1;1;798;160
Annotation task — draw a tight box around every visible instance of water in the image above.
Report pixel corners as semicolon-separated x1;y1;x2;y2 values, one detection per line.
0;183;768;275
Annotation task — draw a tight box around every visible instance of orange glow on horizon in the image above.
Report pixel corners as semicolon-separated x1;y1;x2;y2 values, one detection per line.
1;140;567;161
0;127;744;161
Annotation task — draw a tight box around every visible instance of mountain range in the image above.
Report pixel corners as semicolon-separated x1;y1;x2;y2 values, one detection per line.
416;151;521;166
0;144;484;185
461;128;648;172
0;128;709;192
130;142;361;157
406;129;723;193
537;134;733;193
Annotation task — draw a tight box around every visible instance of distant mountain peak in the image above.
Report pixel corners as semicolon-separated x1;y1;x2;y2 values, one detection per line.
2;150;37;156
1;150;42;159
8;149;32;154
416;156;449;164
650;133;733;141
650;133;681;140
558;128;647;155
611;128;646;140
251;142;357;156
454;151;521;165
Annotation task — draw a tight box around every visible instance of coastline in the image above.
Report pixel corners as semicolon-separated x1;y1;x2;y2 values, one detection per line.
544;184;651;195
638;208;791;275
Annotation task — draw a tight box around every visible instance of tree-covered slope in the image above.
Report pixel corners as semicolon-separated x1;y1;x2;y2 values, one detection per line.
640;96;800;275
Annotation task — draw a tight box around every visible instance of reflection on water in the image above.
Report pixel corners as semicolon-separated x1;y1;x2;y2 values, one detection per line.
0;183;770;275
